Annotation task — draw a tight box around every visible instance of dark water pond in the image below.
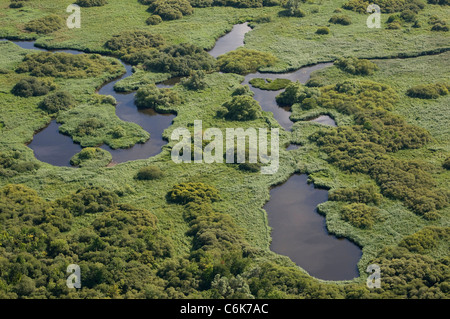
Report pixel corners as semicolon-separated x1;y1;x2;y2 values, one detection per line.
264;174;362;280
208;22;252;58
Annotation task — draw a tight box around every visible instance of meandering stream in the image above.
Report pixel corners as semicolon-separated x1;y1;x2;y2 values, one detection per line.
2;23;359;281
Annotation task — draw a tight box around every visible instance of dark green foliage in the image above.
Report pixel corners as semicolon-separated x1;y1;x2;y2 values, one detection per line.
217;95;262;121
329;14;352;25
181;70;208;90
135;84;181;110
309;79;448;219
238;162;261;172
104;31;166;57
148;0;193;21
341;203;379;229
334;57;379;76
275;81;321;107
210;0;279;8
16;52;121;78
249;78;291;91
9;1;24;8
429;16;449;31
387;21;402;29
39;91;76;113
11;77;56;97
189;0;214;7
0;151;39;177
399;227;449;253
343;0;425;13
406;83;449;99
329;184;382;205
142;43;216;76
316;26;330;34
427;0;449;5
370;246;449;298
168;182;220;204
75;118;104;137
217;49;277;75
58;187;118;216
70;147;112;167
146;15;163;25
135;165;164;180
75;0;107;6
443;157;450;170
24;14;64;34
280;0;306;17
232;85;254;97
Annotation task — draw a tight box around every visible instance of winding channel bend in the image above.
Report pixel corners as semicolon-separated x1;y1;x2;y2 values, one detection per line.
2;23;360;281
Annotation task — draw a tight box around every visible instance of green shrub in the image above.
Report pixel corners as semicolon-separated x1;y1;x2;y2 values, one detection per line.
9;1;24;8
217;49;277;75
11;77;56;97
316;26;330;34
431;21;449;31
181;70;208;90
344;0;425;13
189;0;214;7
0;151;39;177
342;0;369;13
70;147;112;167
232;85;254;97
400;227;449;253
275;81;320;107
341;203;379;229
76;118;105;136
406;83;449;99
281;0;306;17
16;52;121;78
254;14;272;23
387;21;402;29
329;14;352;25
135;84;181;110
238;162;261;172
75;0;107;6
217;95;262;121
135;165;164;180
142;43;216;76
39;91;76;113
334;57;379;75
329;184;382;205
168;182;220;204
443;157;450;170
427;0;449;5
24;14;64;34
149;0;194;20
249;78;291;91
104;31;166;56
146;15;163;25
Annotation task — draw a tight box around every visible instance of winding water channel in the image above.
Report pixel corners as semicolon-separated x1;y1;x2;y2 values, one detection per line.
2;23;360;280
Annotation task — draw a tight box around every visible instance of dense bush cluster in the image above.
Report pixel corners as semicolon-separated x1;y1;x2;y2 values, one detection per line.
75;0;107;7
104;31;166;57
16;52;121;78
443;157;450;170
329;15;352;25
370;246;449;298
429;16;449;31
0;151;39;177
11;77;56;97
329;184;382;205
341;203;380;229
146;15;163;25
0;184;180;298
75;118;105;137
334;57;379;76
316;26;330;34
280;0;306;17
39;91;76;113
9;0;28;9
135;84;181;111
148;0;193;20
188;0;281;8
249;78;291;91
232;85;254;97
135;165;164;180
406;83;449;99
427;0;449;5
69;147;112;168
217;95;262;121
139;43;216;77
309;80;448;220
24;14;64;34
275;81;321;107
343;0;425;13
217;49;277;75
181;70;208;90
168;182;220;204
399;227;449;253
